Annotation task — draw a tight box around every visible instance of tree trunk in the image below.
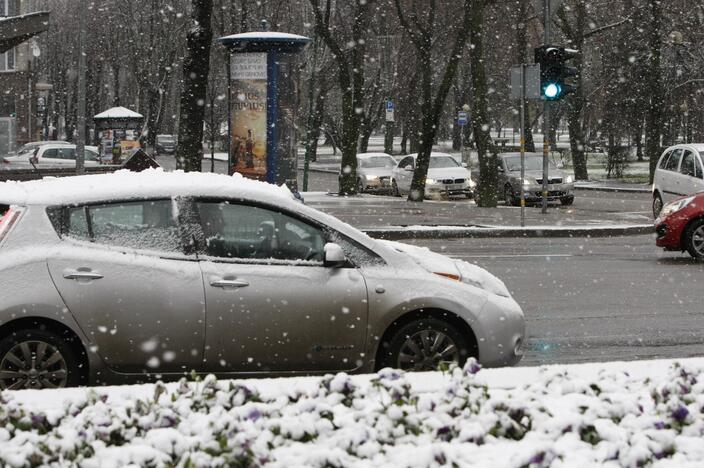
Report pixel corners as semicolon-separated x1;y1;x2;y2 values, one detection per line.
176;0;213;172
470;0;497;207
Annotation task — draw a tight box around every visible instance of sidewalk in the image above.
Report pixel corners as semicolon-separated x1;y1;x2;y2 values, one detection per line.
302;192;654;239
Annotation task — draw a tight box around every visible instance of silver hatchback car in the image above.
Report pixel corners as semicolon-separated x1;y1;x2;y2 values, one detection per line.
0;171;524;389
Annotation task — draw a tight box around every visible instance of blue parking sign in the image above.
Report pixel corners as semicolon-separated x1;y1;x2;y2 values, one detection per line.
457;111;468;126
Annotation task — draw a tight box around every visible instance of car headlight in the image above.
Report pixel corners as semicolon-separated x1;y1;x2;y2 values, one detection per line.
660;196;695;217
365;175;378;181
522;177;537;186
565;175;574;184
426;178;437;184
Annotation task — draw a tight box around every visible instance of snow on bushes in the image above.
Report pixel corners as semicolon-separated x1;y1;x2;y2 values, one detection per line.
1;359;704;467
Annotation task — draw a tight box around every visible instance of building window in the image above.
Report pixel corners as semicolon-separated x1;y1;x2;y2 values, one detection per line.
0;49;16;72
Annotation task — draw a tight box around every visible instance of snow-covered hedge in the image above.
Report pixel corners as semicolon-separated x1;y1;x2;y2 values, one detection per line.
1;359;704;467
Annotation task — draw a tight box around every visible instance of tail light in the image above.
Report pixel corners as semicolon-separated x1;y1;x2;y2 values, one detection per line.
0;206;21;244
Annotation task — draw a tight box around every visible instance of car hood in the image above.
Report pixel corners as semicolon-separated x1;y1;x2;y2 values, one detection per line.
378;240;512;298
508;168;565;180
427;167;471;179
359;167;393;178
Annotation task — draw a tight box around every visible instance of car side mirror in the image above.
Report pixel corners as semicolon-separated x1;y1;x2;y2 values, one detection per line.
404;165;413;172
497;166;504;172
461;162;468;168
324;242;347;268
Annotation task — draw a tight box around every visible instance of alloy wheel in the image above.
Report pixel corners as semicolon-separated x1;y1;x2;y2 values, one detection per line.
396;330;459;371
0;340;69;390
690;225;704;257
504;185;515;206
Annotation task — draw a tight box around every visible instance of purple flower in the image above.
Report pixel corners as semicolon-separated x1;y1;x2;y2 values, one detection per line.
530;452;545;464
654;421;665;430
247;407;262;421
464;358;482;375
672;405;689;423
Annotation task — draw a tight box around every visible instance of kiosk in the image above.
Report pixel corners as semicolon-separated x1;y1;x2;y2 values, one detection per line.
93;107;144;163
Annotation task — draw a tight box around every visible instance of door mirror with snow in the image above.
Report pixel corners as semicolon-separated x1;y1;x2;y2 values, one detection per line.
324;242;347;268
404;165;413;172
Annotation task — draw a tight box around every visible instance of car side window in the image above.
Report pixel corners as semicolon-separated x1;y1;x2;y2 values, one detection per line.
658;151;672;170
696;157;704;180
196;201;325;263
57;148;76;160
65;199;181;252
665;149;682;171
42;148;58;159
399;157;414;169
680;151;696;177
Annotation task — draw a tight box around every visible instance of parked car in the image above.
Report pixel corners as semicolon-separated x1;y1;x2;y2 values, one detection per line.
391;152;473;198
0;170;524;389
655;191;704;259
346;152;397;193
155;134;177;154
496;152;574;206
10;140;71;158
652;144;704;218
2;144;101;170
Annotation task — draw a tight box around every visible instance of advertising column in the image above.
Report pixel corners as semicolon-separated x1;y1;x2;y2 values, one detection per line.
230;53;268;180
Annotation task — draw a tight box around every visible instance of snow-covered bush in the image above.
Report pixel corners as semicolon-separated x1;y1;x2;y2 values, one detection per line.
1;359;704;467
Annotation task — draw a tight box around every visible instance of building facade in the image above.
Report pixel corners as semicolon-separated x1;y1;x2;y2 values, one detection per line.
0;0;48;154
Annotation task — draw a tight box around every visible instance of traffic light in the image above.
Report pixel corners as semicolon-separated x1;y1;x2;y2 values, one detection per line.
534;45;579;101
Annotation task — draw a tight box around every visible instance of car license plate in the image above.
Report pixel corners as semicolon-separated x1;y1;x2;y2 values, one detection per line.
446;184;461;190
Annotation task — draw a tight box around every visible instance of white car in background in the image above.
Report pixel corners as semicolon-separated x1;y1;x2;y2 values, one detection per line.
391;152;473;198
10;140;71;159
354;152;397;193
2;144;101;170
652;144;704;217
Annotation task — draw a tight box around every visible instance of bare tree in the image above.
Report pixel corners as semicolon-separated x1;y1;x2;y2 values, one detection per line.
392;0;474;201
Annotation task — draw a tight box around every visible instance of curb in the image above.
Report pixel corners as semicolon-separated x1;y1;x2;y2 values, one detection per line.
362;224;654;240
575;185;650;194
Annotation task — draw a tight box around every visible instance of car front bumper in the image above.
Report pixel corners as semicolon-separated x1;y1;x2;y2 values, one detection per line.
521;183;574;201
655;213;689;250
363;177;393;192
474;294;525;367
426;181;473;197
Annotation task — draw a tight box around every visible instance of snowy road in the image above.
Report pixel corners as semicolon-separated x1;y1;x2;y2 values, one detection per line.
406;235;704;367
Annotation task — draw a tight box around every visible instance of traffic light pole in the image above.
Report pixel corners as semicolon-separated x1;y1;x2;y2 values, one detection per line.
519;65;526;227
541;0;551;214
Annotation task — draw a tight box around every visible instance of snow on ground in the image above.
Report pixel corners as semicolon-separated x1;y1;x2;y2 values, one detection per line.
2;358;704;467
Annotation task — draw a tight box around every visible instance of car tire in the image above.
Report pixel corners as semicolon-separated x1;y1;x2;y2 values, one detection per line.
653;192;664;218
560;195;575;206
377;317;473;372
391;179;401;197
504;184;518;206
0;328;85;390
683;218;704;260
356;178;365;195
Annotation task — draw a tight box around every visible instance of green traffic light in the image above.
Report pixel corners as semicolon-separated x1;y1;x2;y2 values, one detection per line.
544;83;561;99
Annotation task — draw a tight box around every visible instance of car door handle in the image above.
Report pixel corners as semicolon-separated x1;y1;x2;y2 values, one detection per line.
209;278;250;289
63;270;104;281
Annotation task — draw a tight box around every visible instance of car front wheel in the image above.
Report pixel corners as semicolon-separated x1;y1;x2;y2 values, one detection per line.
378;317;472;371
653;193;664;218
0;329;84;390
561;195;575;206
504;185;518;206
684;218;704;260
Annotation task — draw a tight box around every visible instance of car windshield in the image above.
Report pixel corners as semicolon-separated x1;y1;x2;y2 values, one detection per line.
359;156;396;168
158;136;175;143
504;155;556;171
429;156;459;168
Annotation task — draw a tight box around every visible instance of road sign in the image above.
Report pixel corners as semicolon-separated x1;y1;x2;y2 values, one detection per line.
510;64;541;100
385;100;395;122
457;111;468;126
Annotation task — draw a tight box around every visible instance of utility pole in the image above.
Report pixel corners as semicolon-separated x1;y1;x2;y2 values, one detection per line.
75;0;87;175
541;0;551;214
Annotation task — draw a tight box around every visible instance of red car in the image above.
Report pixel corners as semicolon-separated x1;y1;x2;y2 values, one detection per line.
655;191;704;259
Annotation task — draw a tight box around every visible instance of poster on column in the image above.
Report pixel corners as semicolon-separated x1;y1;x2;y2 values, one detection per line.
231;53;267;179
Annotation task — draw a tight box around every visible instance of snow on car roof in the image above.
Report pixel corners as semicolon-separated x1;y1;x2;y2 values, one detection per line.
0;169;297;207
